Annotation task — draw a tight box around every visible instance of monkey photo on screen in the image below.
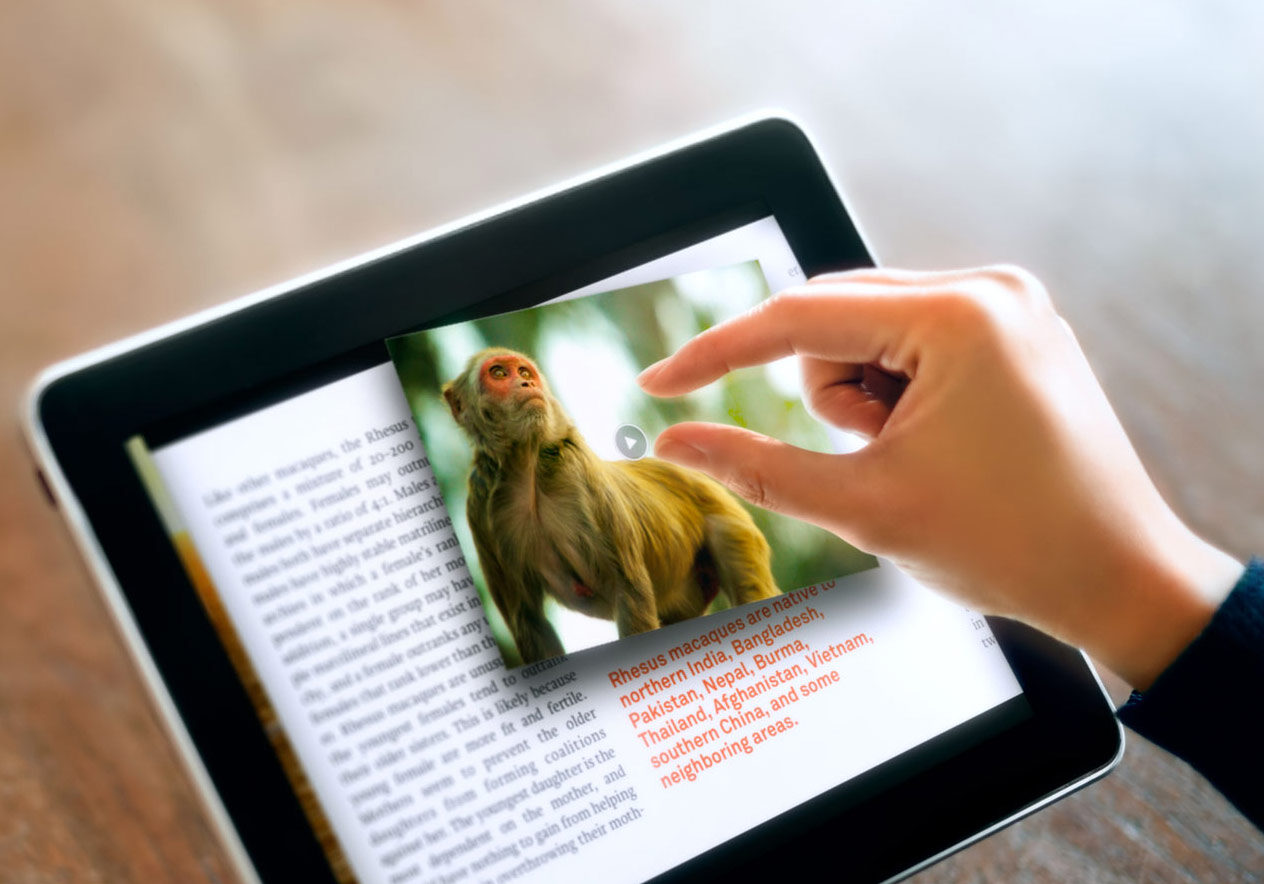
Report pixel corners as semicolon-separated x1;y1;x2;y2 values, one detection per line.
441;347;780;664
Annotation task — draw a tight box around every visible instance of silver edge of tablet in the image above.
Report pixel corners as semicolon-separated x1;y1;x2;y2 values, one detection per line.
17;111;798;884
884;672;1125;884
21;397;266;883
20;110;1124;884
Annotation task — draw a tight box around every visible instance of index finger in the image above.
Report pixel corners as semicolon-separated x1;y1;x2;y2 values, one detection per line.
637;286;923;397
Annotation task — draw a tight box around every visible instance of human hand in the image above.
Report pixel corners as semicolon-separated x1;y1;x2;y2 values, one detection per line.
637;266;1241;689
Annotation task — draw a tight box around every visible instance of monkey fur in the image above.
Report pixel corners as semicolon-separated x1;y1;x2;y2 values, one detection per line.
441;347;780;664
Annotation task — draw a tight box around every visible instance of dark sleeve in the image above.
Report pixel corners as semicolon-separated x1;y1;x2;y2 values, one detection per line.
1116;557;1264;830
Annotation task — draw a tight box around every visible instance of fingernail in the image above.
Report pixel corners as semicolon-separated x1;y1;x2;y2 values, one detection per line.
654;437;708;469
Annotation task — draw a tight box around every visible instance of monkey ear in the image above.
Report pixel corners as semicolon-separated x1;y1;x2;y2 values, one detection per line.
442;382;464;423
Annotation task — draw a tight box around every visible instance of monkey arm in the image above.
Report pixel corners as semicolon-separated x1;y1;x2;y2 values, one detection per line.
471;529;564;664
511;602;566;665
613;576;661;636
603;506;663;637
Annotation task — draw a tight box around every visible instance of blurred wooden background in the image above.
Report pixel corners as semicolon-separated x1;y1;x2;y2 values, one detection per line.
2;1;1261;881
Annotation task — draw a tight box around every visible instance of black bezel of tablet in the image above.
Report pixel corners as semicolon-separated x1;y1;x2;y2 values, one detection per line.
30;117;1122;884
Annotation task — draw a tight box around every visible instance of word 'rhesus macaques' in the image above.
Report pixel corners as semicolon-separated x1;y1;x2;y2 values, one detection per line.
442;347;779;664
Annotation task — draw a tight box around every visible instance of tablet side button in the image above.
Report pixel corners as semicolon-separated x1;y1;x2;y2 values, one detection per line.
35;469;57;508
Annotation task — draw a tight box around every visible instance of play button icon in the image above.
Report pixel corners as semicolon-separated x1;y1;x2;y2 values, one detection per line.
615;424;648;460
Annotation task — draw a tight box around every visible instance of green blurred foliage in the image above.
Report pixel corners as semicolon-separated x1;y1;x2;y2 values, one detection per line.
387;261;877;664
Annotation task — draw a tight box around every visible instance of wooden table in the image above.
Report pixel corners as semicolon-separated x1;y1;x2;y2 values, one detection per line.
2;2;1261;881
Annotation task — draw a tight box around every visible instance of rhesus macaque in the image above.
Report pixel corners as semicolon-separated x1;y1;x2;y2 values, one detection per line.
442;348;779;664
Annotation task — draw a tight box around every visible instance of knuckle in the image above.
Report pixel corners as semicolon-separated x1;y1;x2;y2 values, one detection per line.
802;385;832;423
757;290;798;321
725;468;776;513
977;263;1050;306
926;288;996;334
924;266;1051;345
765;288;821;316
686;326;731;375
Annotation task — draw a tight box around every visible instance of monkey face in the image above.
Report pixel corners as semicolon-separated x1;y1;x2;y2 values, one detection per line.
443;348;568;450
478;353;546;411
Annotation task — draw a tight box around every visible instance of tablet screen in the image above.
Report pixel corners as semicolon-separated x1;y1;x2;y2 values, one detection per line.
125;215;1028;884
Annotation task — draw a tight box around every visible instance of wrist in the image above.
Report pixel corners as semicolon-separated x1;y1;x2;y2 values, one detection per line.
1082;527;1241;690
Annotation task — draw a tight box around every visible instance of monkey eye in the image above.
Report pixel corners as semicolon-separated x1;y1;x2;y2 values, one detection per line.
518;366;533;380
489;365;508;379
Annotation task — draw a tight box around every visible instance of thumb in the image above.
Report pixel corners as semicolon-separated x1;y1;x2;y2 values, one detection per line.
653;422;870;536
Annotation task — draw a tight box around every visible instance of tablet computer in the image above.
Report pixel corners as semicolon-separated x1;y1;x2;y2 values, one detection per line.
25;115;1122;884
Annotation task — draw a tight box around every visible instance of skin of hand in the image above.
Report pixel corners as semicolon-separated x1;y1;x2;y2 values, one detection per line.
637;266;1242;690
